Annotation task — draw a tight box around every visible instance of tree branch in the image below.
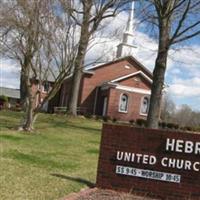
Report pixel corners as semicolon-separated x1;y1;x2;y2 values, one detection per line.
172;30;200;44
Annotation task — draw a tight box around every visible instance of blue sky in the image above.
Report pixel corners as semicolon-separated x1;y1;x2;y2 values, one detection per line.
85;9;200;111
0;3;200;111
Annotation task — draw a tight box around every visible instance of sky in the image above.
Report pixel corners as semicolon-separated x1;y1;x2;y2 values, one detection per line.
0;3;200;111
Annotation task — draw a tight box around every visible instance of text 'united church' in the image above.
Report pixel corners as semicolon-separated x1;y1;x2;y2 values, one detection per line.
116;138;200;171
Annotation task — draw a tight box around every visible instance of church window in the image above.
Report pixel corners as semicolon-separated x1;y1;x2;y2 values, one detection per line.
119;94;128;113
140;96;149;115
43;81;50;92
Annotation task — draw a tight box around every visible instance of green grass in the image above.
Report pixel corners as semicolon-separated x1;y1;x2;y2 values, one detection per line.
0;110;102;200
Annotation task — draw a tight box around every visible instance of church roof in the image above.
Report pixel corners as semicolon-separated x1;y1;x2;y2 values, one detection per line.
85;56;153;79
0;87;20;99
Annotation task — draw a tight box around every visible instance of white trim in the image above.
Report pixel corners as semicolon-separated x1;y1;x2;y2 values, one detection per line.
116;85;151;95
140;113;148;116
83;70;94;75
111;71;152;83
119;110;128;113
85;63;106;70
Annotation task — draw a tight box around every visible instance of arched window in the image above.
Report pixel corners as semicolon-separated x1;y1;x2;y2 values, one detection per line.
140;96;149;114
119;94;128;112
43;81;50;92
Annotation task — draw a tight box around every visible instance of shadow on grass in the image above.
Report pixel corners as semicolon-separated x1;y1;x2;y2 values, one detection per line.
0;113;21;129
87;148;99;154
0;135;23;141
0;123;18;130
51;122;101;133
51;173;95;188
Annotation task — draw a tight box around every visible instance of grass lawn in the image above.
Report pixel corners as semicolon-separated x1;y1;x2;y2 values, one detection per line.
0;110;102;200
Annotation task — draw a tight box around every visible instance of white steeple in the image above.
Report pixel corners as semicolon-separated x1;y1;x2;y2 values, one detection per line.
116;1;137;58
126;1;134;35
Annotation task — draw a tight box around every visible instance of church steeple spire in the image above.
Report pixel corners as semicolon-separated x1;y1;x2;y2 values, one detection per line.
126;1;134;33
116;1;137;58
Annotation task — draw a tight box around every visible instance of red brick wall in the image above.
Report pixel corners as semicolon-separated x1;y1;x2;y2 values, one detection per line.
107;88;149;121
31;82;52;109
96;124;200;200
31;83;47;108
80;58;151;114
80;60;137;111
118;75;151;90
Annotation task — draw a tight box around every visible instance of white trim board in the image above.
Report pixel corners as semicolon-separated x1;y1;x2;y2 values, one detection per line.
111;71;152;84
116;85;151;95
85;62;106;71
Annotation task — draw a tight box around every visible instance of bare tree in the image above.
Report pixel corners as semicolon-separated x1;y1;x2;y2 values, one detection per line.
173;105;200;127
0;0;48;130
0;0;41;106
59;0;132;116
0;0;78;130
0;0;129;130
174;104;193;127
160;93;176;122
137;0;200;128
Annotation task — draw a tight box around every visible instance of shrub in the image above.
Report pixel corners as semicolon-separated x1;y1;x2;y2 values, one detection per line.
183;126;192;131
94;115;102;120
84;113;92;118
166;123;174;129
102;115;110;122
173;124;179;130
136;119;147;127
159;121;167;129
129;119;135;125
195;127;200;132
0;95;8;102
112;118;117;123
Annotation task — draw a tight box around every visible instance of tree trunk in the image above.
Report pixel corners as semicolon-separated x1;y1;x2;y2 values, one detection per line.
20;68;28;110
147;54;167;128
68;1;92;116
147;19;170;129
23;97;34;131
20;58;37;131
68;69;83;116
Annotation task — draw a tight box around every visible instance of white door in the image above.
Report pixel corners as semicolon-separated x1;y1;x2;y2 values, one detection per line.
102;97;108;116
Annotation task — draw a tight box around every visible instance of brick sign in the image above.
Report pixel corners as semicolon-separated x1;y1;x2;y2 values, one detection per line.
96;124;200;199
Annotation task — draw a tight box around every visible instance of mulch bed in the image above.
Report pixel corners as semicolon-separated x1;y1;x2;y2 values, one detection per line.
64;188;159;200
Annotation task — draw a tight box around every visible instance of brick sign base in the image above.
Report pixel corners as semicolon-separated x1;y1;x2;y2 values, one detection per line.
96;124;200;200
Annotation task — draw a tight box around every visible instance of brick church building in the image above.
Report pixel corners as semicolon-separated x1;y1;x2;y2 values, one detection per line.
49;2;152;121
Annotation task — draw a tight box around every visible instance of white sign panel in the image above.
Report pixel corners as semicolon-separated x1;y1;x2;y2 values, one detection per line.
116;165;181;183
